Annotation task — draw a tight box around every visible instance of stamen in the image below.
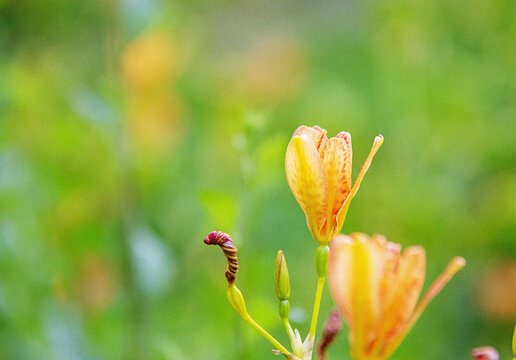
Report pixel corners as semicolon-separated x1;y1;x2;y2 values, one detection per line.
412;256;466;319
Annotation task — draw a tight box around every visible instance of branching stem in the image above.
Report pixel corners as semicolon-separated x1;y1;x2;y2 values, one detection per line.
246;317;290;354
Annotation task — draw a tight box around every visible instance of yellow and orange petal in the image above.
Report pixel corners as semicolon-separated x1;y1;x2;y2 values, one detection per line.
329;234;384;359
293;125;328;151
319;132;352;236
371;246;425;354
285;133;328;241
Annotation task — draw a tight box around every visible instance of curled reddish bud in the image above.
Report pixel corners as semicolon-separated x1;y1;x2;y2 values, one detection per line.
317;310;343;360
471;346;499;360
204;231;239;284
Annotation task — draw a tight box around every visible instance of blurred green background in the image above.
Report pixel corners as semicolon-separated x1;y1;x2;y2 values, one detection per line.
0;0;515;359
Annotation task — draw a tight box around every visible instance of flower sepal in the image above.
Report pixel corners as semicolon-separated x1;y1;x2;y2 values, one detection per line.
227;284;250;321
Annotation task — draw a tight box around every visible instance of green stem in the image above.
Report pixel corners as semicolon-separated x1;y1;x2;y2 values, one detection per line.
246;317;290;354
283;318;294;337
309;276;326;339
283;318;298;348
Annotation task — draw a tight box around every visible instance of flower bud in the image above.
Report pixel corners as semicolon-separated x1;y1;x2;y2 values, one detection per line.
226;284;250;321
471;346;499;360
204;231;239;285
317;310;343;360
275;250;291;301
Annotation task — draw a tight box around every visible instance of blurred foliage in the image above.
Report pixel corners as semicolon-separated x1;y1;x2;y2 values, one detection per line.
0;0;515;359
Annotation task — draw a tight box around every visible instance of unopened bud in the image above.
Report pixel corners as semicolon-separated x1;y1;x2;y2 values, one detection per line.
275;250;291;301
471;347;499;360
204;231;239;285
317;310;342;360
315;245;330;278
226;284;250;321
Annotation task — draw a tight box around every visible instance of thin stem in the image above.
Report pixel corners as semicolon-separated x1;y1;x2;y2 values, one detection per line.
283;318;294;338
246;317;290;354
309;276;326;339
283;318;299;355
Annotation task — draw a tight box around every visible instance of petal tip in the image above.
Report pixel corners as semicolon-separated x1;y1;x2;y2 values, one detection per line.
404;245;425;256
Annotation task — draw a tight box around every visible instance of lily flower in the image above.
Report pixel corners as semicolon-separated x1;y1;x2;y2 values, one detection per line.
285;125;383;244
328;233;465;360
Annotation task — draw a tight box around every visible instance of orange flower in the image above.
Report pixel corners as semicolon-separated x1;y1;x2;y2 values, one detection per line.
329;233;465;360
285;125;383;243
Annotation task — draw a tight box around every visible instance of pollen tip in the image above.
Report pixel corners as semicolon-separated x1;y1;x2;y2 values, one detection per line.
452;256;466;269
443;256;466;278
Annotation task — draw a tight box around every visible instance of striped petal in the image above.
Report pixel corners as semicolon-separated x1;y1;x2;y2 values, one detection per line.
285;134;328;242
369;246;426;356
335;135;384;233
293;125;328;151
320;132;352;237
371;234;401;304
